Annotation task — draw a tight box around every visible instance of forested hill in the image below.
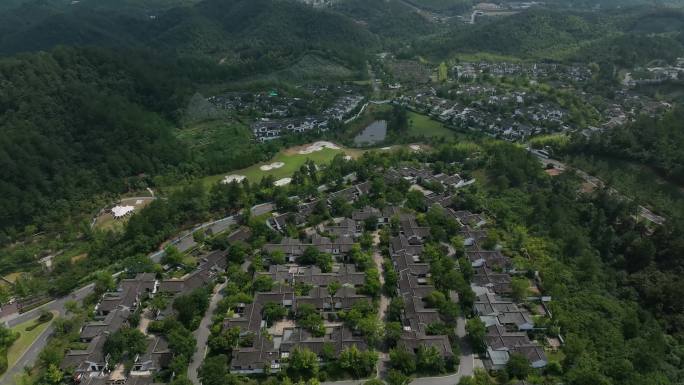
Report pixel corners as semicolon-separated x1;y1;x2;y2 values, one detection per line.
414;8;684;66
0;0;378;69
571;107;684;185
0;47;193;233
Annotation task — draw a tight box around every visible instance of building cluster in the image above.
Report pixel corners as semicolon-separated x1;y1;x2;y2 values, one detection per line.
581;90;673;137
463;226;550;370
623;59;684;87
59;251;228;385
226;164;477;374
226;180;378;374
387;215;455;360
395;87;572;142
453;62;591;83
252;95;363;142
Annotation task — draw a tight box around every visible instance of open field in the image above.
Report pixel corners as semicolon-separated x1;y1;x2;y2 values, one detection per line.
407;111;455;139
93;197;156;231
200;143;364;187
6;312;56;367
2;272;23;284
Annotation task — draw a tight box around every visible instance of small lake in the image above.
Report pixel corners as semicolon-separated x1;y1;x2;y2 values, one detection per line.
354;120;387;146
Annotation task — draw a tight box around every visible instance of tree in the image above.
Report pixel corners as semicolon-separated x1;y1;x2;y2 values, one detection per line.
438;62;448;82
298;247;332;272
416;345;445;374
361;268;381;298
288;347;319;380
262;302;288;326
511;277;529;302
360;232;374;250
506;353;530;380
339;345;378;378
385;321;402;348
364;216;379;232
42;364;64;385
94;271;115;294
228;241;250;264
103;327;147;363
386;369;410;385
466;318;487;354
162;245;185;267
405;190;426;212
170;376;194;385
296;304;325;337
173;287;211;329
327;281;341;297
252;275;274;293
208;327;240;354
458;369;496;385
389;346;416;375
270;250;286;265
199;354;229;385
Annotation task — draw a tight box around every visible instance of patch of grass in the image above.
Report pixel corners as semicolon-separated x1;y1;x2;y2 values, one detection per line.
344;103;392;139
199;145;361;187
407;111;455;139
70;253;87;264
93;197;155;232
2;272;23;284
6;312;57;367
453;52;524;63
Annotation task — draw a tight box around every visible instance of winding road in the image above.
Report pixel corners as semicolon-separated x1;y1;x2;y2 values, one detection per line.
0;202;275;384
0;283;95;385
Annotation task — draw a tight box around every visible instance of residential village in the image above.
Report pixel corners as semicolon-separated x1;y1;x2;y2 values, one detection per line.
55;160;557;384
206;85;365;142
206;56;680;145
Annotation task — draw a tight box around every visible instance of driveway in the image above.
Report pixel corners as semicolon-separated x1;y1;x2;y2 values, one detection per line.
188;282;227;385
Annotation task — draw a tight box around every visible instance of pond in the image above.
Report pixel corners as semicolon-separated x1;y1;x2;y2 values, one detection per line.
354;120;387;146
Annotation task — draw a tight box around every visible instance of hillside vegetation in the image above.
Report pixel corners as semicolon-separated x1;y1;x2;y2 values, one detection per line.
0;0;377;71
414;8;684;66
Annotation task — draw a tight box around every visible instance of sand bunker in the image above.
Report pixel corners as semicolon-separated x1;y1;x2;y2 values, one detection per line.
298;141;340;155
274;178;292;187
222;175;246;184
259;162;285;171
381;146;392;150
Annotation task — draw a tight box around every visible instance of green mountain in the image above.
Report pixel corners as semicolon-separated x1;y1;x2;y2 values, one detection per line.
0;0;378;69
414;8;684;65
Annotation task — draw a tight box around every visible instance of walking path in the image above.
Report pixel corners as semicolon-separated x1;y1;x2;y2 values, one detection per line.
189;282;227;385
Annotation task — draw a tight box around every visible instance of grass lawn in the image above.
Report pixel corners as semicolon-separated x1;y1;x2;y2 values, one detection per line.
2;272;23;284
407;112;455;139
93;197;155;231
7;312;57;367
199;144;364;188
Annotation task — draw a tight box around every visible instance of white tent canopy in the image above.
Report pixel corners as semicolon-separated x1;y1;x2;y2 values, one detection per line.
111;205;135;218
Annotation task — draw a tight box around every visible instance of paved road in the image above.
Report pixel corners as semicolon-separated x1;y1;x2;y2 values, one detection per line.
535;154;666;225
0;202;270;382
1;283;95;327
160;200;277;262
251;202;275;217
188;282;227;385
1;322;56;385
153;215;239;263
0;283;95;385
